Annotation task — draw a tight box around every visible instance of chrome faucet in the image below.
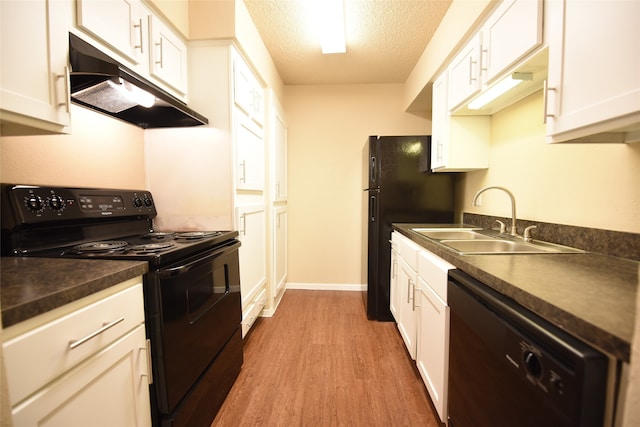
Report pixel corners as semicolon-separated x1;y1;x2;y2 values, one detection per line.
472;186;518;236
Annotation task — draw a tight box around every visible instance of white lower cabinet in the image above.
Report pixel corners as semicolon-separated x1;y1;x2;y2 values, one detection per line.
236;204;267;336
416;250;454;424
397;256;418;359
390;232;454;424
272;205;288;301
12;325;150;427
389;233;400;321
2;278;151;427
241;288;266;337
395;233;421;360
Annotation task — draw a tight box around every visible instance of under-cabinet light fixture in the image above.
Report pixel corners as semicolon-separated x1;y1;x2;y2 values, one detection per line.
320;0;346;54
468;72;533;110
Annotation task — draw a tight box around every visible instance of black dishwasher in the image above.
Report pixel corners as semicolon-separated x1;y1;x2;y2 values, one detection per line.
447;269;608;427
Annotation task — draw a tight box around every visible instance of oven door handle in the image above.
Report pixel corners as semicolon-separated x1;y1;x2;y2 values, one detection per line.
159;240;241;278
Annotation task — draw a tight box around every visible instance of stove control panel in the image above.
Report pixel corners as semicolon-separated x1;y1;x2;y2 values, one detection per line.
1;184;157;225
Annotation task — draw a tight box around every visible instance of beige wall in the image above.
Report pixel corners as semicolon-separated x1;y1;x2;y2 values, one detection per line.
0;105;146;189
283;83;430;288
461;91;640;234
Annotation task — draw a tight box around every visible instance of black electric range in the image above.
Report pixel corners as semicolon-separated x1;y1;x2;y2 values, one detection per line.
1;184;243;427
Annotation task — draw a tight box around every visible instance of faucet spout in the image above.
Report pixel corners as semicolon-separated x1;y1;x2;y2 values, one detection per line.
472;186;518;236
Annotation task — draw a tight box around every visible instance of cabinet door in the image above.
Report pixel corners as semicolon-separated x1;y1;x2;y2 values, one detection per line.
389;243;400;321
273;206;288;296
233;56;254;115
12;325;151;427
76;0;149;72
235;114;265;191
251;83;265;126
149;14;188;96
546;0;640;143
270;93;288;201
0;0;71;134
431;72;449;171
481;0;543;84
431;71;491;172
397;256;417;360
236;205;267;309
448;33;482;110
416;279;449;423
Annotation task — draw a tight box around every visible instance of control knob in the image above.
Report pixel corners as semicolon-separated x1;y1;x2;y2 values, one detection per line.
143;195;153;207
133;196;143;208
48;195;65;211
523;350;543;378
25;195;44;213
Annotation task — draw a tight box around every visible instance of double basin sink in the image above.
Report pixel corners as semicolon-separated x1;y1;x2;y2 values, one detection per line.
413;227;585;255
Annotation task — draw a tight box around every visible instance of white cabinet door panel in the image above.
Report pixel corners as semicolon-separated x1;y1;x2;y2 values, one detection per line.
273;206;288;295
236;205;267;308
11;325;151;427
546;0;640;142
417;279;449;423
149;14;188;96
76;0;149;70
0;0;71;133
235;115;265;191
481;0;543;84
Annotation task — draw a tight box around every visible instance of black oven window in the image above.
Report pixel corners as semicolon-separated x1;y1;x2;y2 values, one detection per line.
186;264;229;324
161;261;230;325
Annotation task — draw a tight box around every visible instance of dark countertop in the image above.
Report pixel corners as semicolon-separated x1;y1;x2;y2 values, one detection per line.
393;223;639;362
1;257;148;328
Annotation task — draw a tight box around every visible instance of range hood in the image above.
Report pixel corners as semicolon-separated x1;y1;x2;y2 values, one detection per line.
69;33;208;129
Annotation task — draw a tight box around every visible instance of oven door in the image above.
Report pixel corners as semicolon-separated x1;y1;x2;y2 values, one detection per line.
147;239;242;414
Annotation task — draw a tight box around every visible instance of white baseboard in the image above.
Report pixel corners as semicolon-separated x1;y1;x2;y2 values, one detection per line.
285;282;366;292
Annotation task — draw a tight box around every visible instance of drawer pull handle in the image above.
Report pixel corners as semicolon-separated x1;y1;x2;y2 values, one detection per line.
69;317;125;350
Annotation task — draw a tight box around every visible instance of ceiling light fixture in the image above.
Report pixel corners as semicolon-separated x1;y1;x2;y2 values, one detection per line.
468;72;533;110
319;0;346;54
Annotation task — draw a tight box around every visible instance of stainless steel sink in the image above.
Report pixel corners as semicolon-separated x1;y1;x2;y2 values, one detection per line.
411;226;585;255
439;238;586;255
412;229;488;240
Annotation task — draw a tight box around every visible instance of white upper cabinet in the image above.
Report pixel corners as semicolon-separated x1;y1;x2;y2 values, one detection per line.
269;91;288;201
480;0;543;84
432;71;491;172
545;0;640;143
1;0;71;135
75;0;188;100
149;13;188;96
235;114;265;191
233;55;265;127
448;33;482;111
448;0;544;115
76;0;150;74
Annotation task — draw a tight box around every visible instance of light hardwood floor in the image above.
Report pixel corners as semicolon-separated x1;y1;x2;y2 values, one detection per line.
211;290;441;426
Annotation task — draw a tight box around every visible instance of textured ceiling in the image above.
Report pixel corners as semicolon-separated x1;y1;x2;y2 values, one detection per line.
244;0;452;85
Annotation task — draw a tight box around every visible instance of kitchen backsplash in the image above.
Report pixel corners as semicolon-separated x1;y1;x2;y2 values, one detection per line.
463;213;640;261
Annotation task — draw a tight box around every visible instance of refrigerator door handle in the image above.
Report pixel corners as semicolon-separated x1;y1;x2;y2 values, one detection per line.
370;157;376;184
369;194;376;222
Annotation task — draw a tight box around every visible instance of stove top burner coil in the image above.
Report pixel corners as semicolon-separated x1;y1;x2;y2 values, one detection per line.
143;232;176;241
128;242;176;253
175;231;221;240
73;241;129;253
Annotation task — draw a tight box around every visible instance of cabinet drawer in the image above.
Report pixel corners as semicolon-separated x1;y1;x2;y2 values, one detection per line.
398;235;420;271
3;283;144;405
418;250;454;302
242;288;266;337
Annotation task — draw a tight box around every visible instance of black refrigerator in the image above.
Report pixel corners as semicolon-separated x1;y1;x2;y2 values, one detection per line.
362;135;455;321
